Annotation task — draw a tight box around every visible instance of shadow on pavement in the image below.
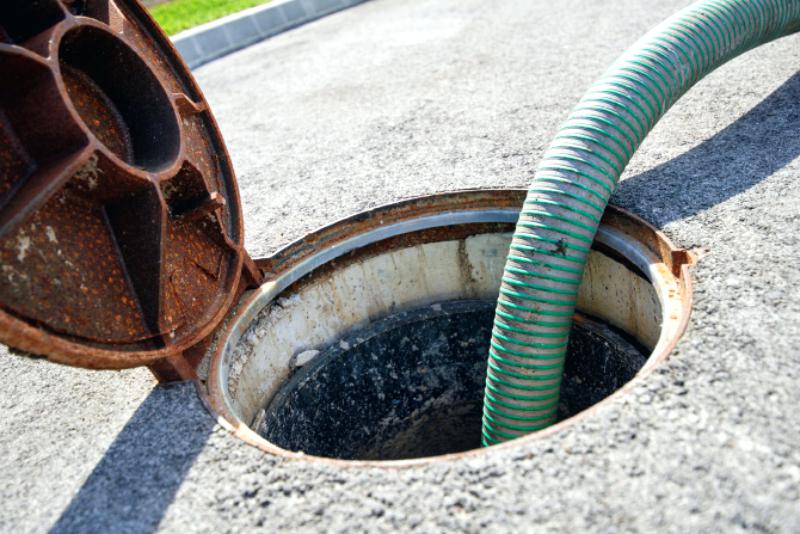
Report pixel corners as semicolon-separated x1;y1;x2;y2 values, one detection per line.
50;382;214;534
616;71;800;224
45;70;800;534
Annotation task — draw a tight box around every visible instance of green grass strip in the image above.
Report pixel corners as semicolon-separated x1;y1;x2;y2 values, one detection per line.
151;0;272;35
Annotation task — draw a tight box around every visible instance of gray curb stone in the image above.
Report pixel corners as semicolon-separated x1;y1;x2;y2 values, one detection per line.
172;0;368;69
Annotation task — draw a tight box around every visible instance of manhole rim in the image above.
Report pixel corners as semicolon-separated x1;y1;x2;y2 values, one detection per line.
205;189;694;468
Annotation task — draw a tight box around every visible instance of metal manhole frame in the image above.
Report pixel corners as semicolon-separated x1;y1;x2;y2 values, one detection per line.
204;189;694;468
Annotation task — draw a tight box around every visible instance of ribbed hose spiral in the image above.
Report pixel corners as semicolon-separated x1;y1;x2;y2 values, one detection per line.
481;0;800;446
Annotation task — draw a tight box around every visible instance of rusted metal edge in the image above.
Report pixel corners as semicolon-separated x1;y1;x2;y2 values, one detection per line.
204;188;694;469
0;1;256;377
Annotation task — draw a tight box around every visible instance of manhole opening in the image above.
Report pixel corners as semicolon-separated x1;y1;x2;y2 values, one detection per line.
209;196;691;464
257;299;646;461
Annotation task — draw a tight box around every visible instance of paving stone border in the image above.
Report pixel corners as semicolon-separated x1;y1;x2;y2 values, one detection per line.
172;0;368;69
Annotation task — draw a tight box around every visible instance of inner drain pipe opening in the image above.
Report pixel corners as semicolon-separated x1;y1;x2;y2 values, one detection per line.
208;192;692;465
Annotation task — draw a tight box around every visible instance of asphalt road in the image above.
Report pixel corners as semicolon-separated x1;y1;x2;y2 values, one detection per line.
2;0;799;531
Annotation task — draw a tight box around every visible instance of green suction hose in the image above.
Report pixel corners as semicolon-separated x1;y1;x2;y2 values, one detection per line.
481;0;800;446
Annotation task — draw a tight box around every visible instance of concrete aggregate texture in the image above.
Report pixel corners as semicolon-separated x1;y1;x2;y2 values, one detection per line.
1;0;799;532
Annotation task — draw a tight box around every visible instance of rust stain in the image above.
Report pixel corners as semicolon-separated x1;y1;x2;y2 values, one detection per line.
0;1;258;377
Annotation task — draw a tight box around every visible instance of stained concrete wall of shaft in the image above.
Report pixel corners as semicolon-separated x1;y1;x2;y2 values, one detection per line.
1;0;799;532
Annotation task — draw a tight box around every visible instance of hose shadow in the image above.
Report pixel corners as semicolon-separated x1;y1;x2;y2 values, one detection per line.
49;382;213;534
614;71;800;225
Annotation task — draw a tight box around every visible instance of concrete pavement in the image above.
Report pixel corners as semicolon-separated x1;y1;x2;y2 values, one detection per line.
2;0;799;531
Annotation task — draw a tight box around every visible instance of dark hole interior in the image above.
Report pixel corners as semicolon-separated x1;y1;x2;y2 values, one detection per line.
259;300;648;461
59;26;180;170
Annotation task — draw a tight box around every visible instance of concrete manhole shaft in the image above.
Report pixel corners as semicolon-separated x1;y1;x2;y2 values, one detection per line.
208;189;693;465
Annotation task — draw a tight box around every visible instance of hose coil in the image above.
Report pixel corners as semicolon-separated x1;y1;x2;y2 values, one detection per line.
482;0;800;445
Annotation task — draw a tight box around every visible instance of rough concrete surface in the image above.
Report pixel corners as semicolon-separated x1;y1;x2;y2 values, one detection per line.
2;0;799;532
